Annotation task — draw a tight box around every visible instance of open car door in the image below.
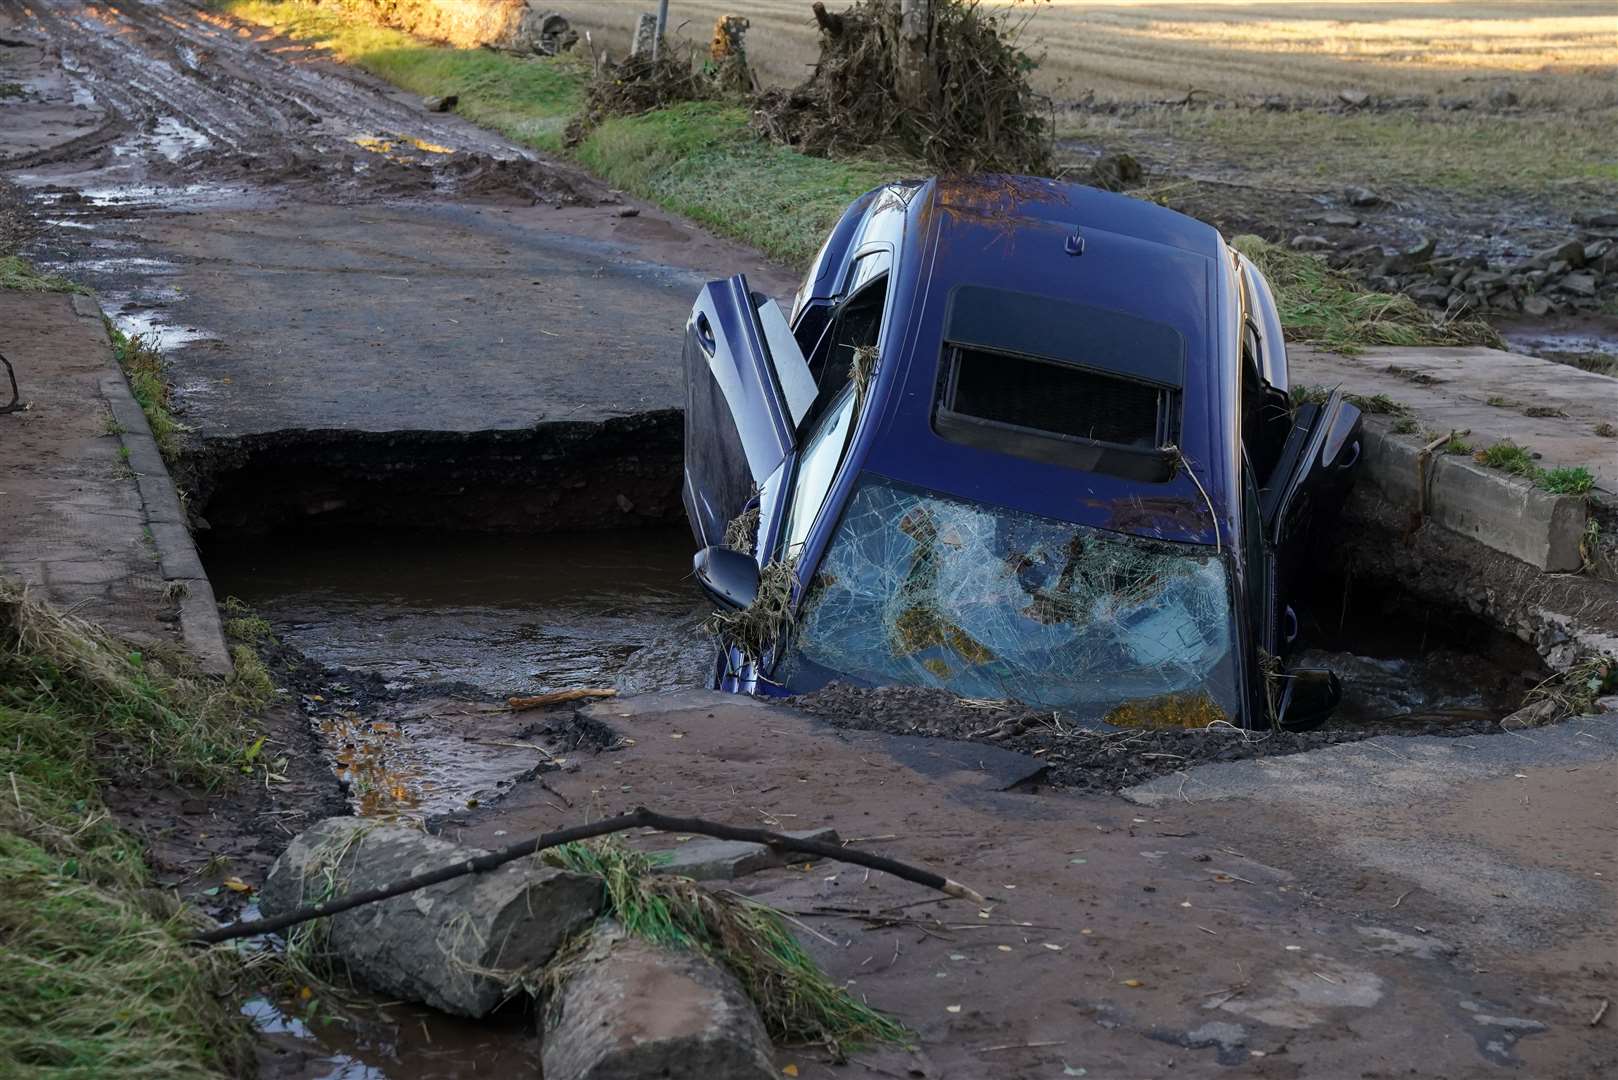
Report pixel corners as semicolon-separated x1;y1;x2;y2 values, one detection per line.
683;274;817;549
1261;388;1364;647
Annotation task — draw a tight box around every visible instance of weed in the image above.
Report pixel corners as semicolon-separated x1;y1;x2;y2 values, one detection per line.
1345;392;1409;416
1595;422;1617;438
1473;439;1539;478
1485;395;1511;408
1521;654;1616;723
1540;466;1595;496
108;328;184;463
1391;415;1419;434
1231;236;1502;354
101;416;127;436
221;597;274;646
1441;433;1473;455
1523;405;1569;419
1580;518;1604;573
0;254;86;294
1288;384;1329;407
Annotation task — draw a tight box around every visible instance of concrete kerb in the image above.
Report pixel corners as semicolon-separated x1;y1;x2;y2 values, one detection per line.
98;368;232;676
1358;420;1589;572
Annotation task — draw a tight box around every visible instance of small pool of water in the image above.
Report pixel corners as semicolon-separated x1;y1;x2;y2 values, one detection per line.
205;528;711;697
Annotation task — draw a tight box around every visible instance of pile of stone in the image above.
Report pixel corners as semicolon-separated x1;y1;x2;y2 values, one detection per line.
1299;209;1618;318
258;818;840;1080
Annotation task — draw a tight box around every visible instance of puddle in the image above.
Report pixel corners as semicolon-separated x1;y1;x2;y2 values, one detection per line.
205;529;709;697
1496;314;1618;376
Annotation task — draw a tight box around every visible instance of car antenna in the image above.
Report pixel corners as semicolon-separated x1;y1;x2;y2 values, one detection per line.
1064;226;1085;256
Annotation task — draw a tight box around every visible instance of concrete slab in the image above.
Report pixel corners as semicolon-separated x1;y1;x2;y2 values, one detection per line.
1291;344;1618;494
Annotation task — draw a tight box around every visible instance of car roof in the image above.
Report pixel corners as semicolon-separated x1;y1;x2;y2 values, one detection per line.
850;176;1237;549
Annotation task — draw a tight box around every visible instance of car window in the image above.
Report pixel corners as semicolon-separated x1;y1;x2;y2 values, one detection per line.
780;387;857;560
808;260;889;408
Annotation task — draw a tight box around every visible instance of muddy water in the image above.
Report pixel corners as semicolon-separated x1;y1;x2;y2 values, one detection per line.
205;529;711;697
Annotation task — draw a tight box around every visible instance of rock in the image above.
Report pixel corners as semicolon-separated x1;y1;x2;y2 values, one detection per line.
648;827;839;881
1488;293;1519;313
1313;210;1361;228
1338;88;1371;108
1487;85;1520;108
1530;239;1586;269
1438;96;1472;111
1344;186;1382;208
544;921;776;1080
1465;270;1507;290
630;11;659;57
617;207;640;218
1289;234;1332;251
1522;295;1553;317
1406;283;1454;306
1573;210;1618;228
422;94;458;113
1087;152;1143;192
1380;238;1437;274
1355;926;1456;960
615;493;636;513
1261;95;1289;112
1602;246;1618;274
260;818;602;1018
1557;273;1599;297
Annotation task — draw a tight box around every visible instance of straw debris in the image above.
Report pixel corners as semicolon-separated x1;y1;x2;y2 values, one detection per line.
703;557;799;664
565;48;718;145
544;839;908;1055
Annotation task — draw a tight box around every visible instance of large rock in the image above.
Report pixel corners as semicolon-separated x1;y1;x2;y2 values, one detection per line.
260;817;602;1017
544;922;776;1080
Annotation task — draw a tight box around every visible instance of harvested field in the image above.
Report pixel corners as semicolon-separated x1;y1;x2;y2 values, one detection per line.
567;2;1618;106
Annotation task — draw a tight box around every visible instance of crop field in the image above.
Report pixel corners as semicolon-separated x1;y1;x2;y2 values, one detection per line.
568;1;1618;106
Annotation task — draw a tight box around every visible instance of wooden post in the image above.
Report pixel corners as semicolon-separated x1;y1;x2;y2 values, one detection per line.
896;0;934;111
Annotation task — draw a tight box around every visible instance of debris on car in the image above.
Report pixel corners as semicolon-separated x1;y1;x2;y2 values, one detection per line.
682;176;1363;730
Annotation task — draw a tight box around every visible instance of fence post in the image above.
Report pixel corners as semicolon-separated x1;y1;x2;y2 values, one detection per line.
653;0;670;60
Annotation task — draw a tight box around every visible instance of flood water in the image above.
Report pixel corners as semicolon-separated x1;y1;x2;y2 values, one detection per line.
205;528;712;698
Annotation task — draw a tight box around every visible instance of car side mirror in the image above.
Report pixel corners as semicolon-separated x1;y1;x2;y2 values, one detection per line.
1278;668;1341;731
693;546;759;610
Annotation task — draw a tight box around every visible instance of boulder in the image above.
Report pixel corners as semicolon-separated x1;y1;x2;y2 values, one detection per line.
260;818;603;1018
1522;295;1553;317
1290;235;1332;252
422;94;458;113
648;827;839;881
1338;89;1371;108
1529;239;1586;269
544;921;776;1080
1313;210;1361;228
1573;210;1618;228
1344;186;1382;208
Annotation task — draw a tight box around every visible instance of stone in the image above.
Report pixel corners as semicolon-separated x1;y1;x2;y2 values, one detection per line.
1530;239;1586;269
1557;273;1599;297
1487;85;1520;108
648;827;839;881
631;11;659;57
1601;246;1618;274
1261;95;1288;112
1438;95;1472;111
1344;186;1382;208
1310;210;1360;228
1406;283;1455;306
1573;210;1618;228
1488;293;1519;313
1338;88;1371;108
1355;925;1456;960
422;94;458;113
260;818;602;1018
1522;295;1553;317
1290;234;1332;251
544;921;776;1080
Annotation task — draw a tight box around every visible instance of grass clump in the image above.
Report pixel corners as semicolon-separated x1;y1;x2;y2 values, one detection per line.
108;328;184;463
1;254;86;294
1474;439;1538;477
1232;235;1502;354
1540;466;1595;496
545;840;908;1054
702;556;799;664
1472;441;1598;495
1;581;268;1078
1520;654;1616;724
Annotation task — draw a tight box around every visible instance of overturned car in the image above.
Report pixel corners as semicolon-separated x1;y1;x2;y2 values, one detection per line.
681;177;1362;729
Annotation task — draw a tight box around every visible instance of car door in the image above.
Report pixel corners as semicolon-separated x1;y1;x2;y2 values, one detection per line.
683;274;817;549
1260;388;1363;648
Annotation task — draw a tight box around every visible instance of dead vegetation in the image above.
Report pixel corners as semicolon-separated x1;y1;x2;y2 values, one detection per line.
752;0;1051;173
563;49;718;145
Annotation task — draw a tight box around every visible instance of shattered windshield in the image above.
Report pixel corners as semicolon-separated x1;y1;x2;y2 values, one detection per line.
782;475;1240;724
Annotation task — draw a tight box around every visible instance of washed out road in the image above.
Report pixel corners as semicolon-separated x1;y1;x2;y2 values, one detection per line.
0;0;794;437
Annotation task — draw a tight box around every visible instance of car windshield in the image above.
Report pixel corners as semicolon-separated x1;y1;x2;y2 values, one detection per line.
781;474;1241;724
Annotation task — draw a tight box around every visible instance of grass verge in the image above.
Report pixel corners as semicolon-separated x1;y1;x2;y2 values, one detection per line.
1;581;272;1078
1232;235;1502;354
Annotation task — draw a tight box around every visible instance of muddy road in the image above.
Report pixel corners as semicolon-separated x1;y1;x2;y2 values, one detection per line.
1;0;793;445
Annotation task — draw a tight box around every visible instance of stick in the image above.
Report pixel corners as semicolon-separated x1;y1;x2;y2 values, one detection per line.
192;807;987;944
1592;998;1610;1027
507;687;616;711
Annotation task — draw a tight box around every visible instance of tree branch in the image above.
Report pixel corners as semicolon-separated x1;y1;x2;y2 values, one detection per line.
193;807;988;944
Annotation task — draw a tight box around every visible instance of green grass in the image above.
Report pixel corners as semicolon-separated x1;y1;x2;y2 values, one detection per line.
1;254;86;294
1474;439;1540;478
1541;466;1596;496
108;328;183;463
1;582;270;1078
1471;441;1597;495
1232;235;1502;354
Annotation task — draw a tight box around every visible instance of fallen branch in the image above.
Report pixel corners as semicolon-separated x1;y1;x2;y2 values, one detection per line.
508;687;616;711
193;807;987;944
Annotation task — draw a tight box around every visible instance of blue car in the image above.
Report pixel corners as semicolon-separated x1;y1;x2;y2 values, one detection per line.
682;176;1362;730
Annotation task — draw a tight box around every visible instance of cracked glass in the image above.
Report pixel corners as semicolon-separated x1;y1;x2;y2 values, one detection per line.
783;475;1240;722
